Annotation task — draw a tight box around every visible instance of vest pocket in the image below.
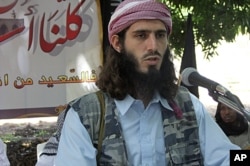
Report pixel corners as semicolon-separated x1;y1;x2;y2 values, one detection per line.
168;140;203;165
99;138;127;165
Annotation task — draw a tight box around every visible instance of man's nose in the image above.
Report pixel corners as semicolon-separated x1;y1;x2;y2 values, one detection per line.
146;35;157;52
224;108;231;114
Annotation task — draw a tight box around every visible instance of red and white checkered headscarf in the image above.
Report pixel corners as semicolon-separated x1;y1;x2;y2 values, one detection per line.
108;0;172;43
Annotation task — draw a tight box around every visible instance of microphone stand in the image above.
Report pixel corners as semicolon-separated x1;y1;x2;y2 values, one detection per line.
209;90;250;122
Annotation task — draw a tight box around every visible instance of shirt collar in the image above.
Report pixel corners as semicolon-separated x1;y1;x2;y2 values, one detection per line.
114;92;173;116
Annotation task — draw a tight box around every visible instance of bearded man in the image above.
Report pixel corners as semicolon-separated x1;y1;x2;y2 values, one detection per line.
54;0;240;165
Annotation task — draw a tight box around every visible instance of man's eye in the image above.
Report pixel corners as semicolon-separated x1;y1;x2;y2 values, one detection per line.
136;33;146;39
156;33;167;39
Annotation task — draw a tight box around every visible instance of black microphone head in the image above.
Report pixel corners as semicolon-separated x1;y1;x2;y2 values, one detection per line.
181;67;197;86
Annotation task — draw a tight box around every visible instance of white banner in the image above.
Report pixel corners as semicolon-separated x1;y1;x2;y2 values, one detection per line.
0;0;102;118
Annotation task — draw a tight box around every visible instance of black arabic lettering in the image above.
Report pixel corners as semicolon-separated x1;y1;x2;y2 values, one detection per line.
24;4;39;16
48;10;59;22
21;0;31;6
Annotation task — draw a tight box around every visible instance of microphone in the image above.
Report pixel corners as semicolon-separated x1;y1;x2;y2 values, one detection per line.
181;67;230;96
181;67;250;122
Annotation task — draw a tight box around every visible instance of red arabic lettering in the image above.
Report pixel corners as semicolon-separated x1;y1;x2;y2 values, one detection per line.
39;13;66;52
39;0;85;52
0;0;17;14
0;26;25;42
66;0;84;40
28;16;34;51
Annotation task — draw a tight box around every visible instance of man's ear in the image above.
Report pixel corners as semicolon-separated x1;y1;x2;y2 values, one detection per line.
110;35;121;53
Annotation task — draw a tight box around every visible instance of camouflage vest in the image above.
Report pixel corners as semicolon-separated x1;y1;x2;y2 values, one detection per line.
70;86;204;165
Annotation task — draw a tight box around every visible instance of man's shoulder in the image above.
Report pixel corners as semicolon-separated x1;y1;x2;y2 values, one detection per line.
177;85;190;93
175;86;192;100
68;90;111;112
70;91;101;104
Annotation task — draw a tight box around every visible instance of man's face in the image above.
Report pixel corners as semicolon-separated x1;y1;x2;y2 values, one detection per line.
220;104;237;123
123;20;168;73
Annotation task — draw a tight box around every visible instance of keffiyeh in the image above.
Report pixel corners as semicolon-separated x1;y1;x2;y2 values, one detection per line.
108;0;172;43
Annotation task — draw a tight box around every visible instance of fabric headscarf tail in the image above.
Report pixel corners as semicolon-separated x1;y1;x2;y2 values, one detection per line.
108;0;172;43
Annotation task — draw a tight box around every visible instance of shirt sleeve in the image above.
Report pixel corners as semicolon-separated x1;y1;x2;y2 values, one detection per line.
0;139;10;166
190;94;241;166
54;108;97;166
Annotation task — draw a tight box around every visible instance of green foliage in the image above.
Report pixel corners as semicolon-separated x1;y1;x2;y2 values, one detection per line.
34;129;51;138
160;0;250;59
0;134;21;142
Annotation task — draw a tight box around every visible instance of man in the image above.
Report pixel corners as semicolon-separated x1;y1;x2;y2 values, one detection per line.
55;0;240;165
215;102;250;149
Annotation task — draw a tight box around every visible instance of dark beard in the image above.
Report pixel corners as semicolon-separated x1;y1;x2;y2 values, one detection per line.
120;50;161;101
133;66;161;101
